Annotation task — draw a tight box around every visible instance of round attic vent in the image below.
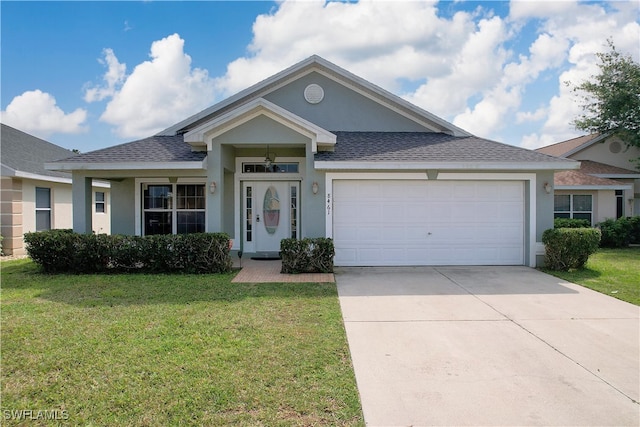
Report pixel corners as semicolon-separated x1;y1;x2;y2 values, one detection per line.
304;84;324;104
609;140;622;153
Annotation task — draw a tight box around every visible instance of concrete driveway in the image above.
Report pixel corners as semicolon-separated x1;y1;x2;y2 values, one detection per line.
336;266;639;426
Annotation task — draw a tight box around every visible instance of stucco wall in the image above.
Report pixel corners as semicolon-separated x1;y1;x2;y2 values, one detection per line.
110;178;136;235
264;72;431;132
572;136;640;170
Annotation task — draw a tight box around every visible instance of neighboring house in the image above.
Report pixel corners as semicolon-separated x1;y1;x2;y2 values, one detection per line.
1;124;110;255
47;55;576;267
536;133;640;224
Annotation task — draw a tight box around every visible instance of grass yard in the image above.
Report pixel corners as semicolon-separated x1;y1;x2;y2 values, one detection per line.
0;259;364;426
542;247;640;306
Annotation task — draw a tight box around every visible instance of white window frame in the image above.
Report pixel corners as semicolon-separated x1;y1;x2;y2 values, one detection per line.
35;187;52;231
554;194;593;225
134;178;207;236
95;191;106;214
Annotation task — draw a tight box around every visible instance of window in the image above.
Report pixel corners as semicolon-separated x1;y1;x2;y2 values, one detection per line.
245;186;253;242
143;183;205;235
554;194;593;224
616;190;624;219
95;192;106;213
242;163;299;173
35;187;51;231
290;185;297;239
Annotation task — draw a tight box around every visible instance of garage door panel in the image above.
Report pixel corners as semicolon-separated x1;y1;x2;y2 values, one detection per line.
333;180;525;266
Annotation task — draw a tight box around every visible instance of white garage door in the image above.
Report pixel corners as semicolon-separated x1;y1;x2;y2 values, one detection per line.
333;180;525;266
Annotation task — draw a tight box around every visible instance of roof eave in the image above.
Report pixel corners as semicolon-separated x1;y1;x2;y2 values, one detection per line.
45;160;207;172
556;184;633;191
314;161;579;171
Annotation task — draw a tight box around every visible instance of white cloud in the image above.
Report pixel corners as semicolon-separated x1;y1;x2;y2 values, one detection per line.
214;0;477;97
97;33;216;138
516;107;547;124
509;0;640;148
84;48;126;102
0;90;87;137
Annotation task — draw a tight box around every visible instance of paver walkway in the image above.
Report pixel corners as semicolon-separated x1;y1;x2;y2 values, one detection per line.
231;258;335;283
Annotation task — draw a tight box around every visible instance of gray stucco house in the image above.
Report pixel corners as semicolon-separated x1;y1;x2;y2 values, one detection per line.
47;55;576;267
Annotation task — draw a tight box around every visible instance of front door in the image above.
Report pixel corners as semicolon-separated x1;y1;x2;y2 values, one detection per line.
243;181;299;253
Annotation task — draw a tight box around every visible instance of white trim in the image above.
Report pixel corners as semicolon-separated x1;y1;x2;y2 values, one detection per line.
556;184;633;190
134;177;207;236
10;170;72;184
159;55;469;138
45;160;207;171
183;98;336;153
314;161;579;171
233;157;306;250
325;172;538;267
592;174;640;179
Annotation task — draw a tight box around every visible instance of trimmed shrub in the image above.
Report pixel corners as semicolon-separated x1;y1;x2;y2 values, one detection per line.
542;227;601;271
24;231;232;274
629;216;640;244
281;238;334;274
554;218;591;228
598;217;632;248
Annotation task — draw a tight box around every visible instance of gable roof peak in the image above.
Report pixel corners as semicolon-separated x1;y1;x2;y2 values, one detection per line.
159;55;471;138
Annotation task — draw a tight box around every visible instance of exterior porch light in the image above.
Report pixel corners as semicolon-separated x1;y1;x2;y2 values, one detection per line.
209;181;217;194
543;182;552;194
312;181;319;194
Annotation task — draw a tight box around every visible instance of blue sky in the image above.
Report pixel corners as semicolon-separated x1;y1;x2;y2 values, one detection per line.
1;1;638;152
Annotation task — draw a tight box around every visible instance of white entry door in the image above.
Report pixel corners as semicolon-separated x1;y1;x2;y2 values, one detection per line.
243;181;299;253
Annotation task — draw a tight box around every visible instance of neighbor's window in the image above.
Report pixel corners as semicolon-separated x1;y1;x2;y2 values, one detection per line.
95;191;106;213
35;187;51;231
554;194;593;224
143;183;205;235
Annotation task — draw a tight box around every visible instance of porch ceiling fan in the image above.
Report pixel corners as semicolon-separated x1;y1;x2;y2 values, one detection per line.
264;145;276;168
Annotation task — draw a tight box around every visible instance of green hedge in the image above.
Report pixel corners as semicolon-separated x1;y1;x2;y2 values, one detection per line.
554;218;591;228
542;227;601;271
597;217;640;248
280;238;334;274
23;231;233;274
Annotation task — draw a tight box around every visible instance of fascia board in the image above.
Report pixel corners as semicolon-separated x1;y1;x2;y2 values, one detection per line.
563;133;609;157
162;55;470;138
159;56;320;136
184;98;336;152
556;184;633;190
592;173;640;179
314;161;580;171
14;170;72;184
45;160;207;171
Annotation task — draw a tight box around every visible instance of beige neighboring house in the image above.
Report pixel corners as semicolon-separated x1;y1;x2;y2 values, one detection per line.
536;133;640;224
1;124;110;255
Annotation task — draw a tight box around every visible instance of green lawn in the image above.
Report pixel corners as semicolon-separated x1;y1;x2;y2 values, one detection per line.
0;259;363;426
542;247;640;306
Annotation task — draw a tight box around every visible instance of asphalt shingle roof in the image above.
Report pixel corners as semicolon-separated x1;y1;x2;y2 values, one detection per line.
555;170;626;186
53;135;207;164
315;132;571;163
1;124;74;179
535;134;598;157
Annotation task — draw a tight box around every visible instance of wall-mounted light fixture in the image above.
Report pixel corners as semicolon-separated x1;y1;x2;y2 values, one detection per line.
543;182;552;194
312;181;319;194
209;181;217;194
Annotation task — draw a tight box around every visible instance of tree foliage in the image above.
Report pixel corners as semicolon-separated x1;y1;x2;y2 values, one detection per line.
571;40;640;152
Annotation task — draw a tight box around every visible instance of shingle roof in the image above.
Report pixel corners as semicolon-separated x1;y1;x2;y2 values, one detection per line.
554;170;626;186
579;160;639;175
315;132;571;163
535;134;599;157
53;135;207;164
1;123;74;179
